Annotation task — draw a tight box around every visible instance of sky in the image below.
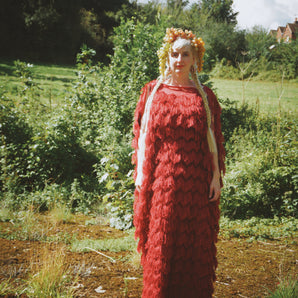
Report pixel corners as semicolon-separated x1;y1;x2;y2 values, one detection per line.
232;0;298;30
136;0;298;31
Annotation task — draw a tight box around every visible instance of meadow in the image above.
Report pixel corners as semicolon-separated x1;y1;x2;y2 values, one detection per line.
212;78;298;114
1;60;297;113
0;60;76;106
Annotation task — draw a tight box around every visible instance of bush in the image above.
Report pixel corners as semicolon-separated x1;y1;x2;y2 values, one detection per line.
1;18;165;219
221;117;297;219
211;59;241;79
0;102;33;193
0;102;98;192
95;155;135;230
86;18;165;228
269;41;298;79
219;97;258;142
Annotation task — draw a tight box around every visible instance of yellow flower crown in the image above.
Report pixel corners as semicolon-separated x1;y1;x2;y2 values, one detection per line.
157;28;205;77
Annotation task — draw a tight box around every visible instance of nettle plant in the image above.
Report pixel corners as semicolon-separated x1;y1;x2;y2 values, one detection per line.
14;60;34;90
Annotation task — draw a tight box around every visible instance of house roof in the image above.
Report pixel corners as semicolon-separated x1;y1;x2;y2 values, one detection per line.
277;26;286;33
287;23;298;33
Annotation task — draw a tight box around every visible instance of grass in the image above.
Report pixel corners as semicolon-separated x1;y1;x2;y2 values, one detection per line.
0;279;11;296
0;208;75;243
0;245;78;297
0;207;13;222
26;245;77;298
48;202;74;226
1;59;297;114
268;276;298;297
0;60;77;107
211;78;298;114
220;216;298;242
71;231;136;253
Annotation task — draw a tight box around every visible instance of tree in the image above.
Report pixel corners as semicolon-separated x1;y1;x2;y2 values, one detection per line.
0;0;131;64
202;22;247;69
199;0;238;25
0;0;26;59
21;0;82;63
245;26;276;60
270;41;298;78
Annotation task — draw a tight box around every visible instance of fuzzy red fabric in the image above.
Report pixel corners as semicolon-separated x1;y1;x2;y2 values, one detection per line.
132;81;225;298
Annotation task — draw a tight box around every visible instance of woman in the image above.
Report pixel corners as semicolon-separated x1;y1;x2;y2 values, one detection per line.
132;28;225;298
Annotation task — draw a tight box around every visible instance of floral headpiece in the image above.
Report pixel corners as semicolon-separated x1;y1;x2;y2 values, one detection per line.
157;28;205;77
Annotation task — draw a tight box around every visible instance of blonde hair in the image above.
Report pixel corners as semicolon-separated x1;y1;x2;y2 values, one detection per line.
190;66;217;153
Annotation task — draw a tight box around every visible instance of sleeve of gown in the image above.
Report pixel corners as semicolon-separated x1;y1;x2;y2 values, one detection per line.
204;86;226;181
132;81;155;256
132;82;151;179
204;86;225;239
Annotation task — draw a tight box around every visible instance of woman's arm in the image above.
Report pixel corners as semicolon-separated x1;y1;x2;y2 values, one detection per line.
209;115;221;202
209;149;221;202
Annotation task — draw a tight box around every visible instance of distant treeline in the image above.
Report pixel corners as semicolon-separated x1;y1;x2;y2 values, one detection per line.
1;0;296;78
0;0;246;65
0;0;133;64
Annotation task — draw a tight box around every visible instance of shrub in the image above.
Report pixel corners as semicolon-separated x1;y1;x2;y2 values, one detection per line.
219;97;258;142
211;59;241;79
269;41;298;79
0;101;33;193
221;117;297;219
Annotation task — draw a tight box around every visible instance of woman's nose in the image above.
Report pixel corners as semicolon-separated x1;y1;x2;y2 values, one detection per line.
177;54;182;61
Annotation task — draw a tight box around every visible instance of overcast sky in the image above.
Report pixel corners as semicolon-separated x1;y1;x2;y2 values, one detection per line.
232;0;298;30
136;0;298;30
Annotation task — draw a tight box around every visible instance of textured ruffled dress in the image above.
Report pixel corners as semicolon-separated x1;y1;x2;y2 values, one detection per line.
132;80;225;298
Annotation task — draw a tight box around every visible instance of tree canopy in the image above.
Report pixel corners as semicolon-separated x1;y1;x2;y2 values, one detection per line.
0;0;131;63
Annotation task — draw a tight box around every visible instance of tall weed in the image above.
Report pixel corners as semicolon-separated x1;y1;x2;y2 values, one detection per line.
26;246;76;297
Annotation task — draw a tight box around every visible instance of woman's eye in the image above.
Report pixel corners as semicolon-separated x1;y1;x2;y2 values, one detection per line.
183;52;190;57
172;52;179;58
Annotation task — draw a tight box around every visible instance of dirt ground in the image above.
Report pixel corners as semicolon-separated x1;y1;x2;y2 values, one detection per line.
0;214;297;297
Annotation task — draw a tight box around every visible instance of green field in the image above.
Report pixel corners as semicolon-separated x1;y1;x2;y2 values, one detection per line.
0;60;297;114
212;78;297;114
0;61;77;106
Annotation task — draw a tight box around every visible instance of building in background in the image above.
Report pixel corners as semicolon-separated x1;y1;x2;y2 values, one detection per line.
270;18;298;43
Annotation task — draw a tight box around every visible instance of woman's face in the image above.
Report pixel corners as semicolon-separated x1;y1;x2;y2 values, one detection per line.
168;39;194;76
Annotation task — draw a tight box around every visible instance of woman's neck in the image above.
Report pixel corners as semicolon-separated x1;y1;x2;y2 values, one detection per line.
166;75;194;87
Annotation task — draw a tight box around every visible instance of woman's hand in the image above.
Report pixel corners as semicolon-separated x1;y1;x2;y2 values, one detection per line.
136;185;141;192
209;174;221;202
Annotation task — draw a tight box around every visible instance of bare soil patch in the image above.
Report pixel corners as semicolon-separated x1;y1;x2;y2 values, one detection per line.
0;215;297;297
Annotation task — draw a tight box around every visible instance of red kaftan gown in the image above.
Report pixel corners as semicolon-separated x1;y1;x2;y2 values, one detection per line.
132;81;225;298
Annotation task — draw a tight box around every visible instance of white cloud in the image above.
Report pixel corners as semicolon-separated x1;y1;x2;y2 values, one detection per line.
136;0;298;30
232;0;298;30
